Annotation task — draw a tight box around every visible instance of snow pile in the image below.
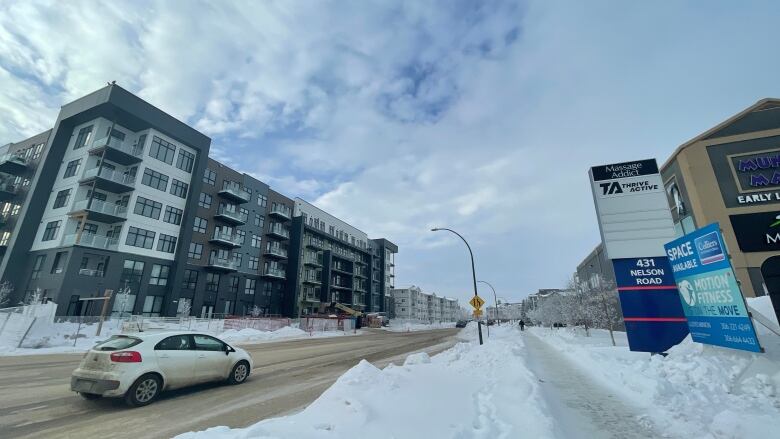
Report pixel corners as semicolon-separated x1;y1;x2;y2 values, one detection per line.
531;296;780;439
384;320;457;332
0;319;120;355
177;325;556;439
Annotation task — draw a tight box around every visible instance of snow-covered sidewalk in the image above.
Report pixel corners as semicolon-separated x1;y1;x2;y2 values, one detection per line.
176;324;556;439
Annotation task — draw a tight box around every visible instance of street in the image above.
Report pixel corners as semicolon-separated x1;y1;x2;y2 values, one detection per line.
0;328;459;439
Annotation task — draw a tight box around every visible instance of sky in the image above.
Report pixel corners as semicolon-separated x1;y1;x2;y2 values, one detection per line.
2;0;780;305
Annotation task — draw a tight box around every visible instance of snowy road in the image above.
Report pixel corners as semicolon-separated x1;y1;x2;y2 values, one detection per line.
0;328;458;439
523;331;662;439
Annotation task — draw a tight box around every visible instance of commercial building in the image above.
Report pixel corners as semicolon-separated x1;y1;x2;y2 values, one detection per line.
577;98;780;321
390;286;459;323
0;84;397;318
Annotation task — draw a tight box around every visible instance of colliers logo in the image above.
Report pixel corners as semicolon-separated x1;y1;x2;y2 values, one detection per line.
694;231;725;265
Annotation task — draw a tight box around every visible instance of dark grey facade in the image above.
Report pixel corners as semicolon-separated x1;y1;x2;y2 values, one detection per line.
575;244;616;290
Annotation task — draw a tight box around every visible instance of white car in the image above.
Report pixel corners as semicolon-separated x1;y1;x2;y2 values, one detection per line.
71;331;253;407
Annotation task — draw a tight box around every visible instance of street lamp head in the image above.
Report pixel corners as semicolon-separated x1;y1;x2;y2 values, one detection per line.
430;228;440;232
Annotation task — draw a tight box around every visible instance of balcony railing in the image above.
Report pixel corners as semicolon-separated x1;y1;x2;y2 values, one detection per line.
303;255;322;266
0;153;28;173
82;167;136;187
208;256;239;271
71;199;128;219
215;206;248;224
263;267;286;278
305;237;325;248
78;268;105;277
90;136;143;158
62;233;119;251
218;182;251;203
264;245;288;258
210;230;241;247
269;204;292;219
267;224;290;238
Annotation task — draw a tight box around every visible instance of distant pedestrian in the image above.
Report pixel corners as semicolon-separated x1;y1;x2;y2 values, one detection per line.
519;320;525;331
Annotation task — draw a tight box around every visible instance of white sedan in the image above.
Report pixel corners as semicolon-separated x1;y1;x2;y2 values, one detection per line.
71;331;253;407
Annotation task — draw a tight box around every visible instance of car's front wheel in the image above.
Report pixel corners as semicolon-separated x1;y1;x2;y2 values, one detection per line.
228;361;250;385
79;392;102;400
125;374;161;407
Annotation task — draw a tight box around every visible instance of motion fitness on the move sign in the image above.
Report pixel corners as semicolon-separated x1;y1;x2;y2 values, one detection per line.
589;159;689;353
664;223;762;353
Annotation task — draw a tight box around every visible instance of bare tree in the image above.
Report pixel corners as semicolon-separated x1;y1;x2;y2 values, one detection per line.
585;275;622;346
250;305;262;318
0;281;12;308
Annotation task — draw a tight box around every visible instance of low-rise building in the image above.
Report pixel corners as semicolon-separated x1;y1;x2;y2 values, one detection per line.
390;286;460;322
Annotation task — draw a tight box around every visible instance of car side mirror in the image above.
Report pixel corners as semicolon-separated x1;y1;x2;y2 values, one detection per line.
225;345;232;355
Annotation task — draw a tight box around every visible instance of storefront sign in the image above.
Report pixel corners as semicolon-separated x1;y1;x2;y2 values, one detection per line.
589;158;689;352
664;223;762;352
729;149;780;205
612;257;689;352
729;211;780;252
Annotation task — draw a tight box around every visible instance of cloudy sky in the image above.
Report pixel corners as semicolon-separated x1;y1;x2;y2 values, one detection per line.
2;0;780;304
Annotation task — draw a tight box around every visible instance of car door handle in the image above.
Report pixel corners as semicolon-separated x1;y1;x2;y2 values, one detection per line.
159;354;170;358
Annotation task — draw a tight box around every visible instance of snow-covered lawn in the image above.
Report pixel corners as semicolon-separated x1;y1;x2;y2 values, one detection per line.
219;327;362;344
530;296;780;439
383;320;457;332
176;324;556;439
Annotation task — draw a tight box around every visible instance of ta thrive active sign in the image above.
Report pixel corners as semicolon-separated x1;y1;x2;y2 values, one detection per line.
664;223;762;353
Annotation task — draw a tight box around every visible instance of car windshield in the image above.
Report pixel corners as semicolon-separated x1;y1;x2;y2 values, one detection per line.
93;335;142;351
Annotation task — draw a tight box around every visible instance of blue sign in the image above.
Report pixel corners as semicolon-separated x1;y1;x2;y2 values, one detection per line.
612;257;689;352
664;223;762;353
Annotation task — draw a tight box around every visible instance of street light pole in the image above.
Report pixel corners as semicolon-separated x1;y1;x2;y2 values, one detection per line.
431;227;483;345
478;280;499;326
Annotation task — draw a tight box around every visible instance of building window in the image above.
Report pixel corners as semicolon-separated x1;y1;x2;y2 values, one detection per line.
31;255;46;280
203;168;216;185
133;196;162;220
234;252;243;268
121;260;145;289
176;149;195;173
149;136;176;165
182;269;198;290
206;273;220;292
257;194;267;207
250;234;261;248
42;221;61;241
50;251;67;274
237;229;246;245
141;168;169;191
198;192;212;208
73;125;93;150
126;226;156;249
254;214;264;228
81;222;98;235
149;264;170;286
244;278;256;295
32;143;44;160
156;233;177;253
170;179;188;198
63;159;81;178
142;295;164;316
188;242;203;259
228;276;239;294
248;256;259;270
193;217;207;233
163;206;183;225
53;189;71;209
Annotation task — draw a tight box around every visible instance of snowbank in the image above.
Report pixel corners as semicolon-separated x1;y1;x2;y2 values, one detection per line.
218;326;360;344
176;325;556;439
531;296;780;439
383;320;457;332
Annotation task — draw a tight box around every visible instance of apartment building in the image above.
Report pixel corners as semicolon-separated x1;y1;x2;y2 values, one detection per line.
0;84;398;318
391;286;459;322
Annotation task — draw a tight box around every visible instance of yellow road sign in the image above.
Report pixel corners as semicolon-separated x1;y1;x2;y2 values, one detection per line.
469;295;485;310
473;309;483;317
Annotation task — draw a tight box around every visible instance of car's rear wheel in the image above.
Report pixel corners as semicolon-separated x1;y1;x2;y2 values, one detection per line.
79;392;102;400
228;361;250;384
125;374;161;407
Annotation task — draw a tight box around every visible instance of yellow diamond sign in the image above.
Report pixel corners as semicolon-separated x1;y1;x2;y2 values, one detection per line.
469;295;485;310
473;309;483;317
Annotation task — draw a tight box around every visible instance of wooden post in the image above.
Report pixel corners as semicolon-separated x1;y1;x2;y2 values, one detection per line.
95;289;114;337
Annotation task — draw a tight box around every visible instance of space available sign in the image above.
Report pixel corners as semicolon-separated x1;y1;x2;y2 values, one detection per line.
664;223;762;352
589;158;688;353
729;211;780;252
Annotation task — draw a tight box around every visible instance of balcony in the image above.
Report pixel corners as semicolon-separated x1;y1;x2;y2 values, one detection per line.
79;167;135;193
68;199;127;223
78;268;105;277
0;181;19;202
62;232;119;251
0;153;27;175
88;136;143;165
218;182;251;203
302;288;320;302
332;264;353;275
331;280;351;290
215;206;247;225
269;204;292;220
262;266;286;279
207;256;239;272
267;224;289;239
264;244;288;259
302;271;321;284
209;230;241;248
354;269;367;278
305;237;324;248
303;255;322;266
